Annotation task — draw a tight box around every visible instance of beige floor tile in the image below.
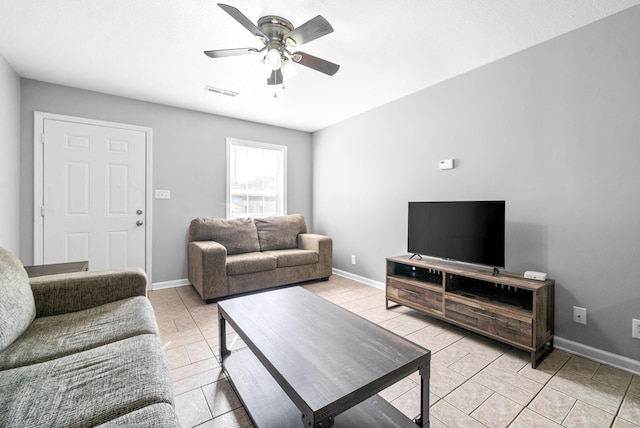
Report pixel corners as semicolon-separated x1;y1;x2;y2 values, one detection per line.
175;388;213;428
160;327;205;350
406;326;465;353
613;416;640;427
173;367;224;396
357;305;403;324
389;384;422;420
619;392;640;424
195;407;254;428
185;340;215;363
629;375;640;396
527;386;576;423
491;348;529;373
378;313;431;337
164;346;191;369
431;400;486;428
202;378;243;418
471;393;523;428
472;370;535;406
560;355;600;378
454;334;510;362
547;370;624;414
563;400;615;428
482;364;544;395
518;362;554;385
510;408;563;428
174;316;198;331
593;364;634;391
432;343;469;367
449;352;492;378
380;376;419;403
428;416;450;428
170;357;220;382
444;380;493;414
430;363;468;398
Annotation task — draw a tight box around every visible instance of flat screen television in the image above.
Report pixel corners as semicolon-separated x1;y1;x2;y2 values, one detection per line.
407;201;505;268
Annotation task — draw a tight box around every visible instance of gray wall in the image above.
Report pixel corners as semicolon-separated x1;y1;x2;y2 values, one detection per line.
19;80;312;283
0;54;21;255
313;7;640;360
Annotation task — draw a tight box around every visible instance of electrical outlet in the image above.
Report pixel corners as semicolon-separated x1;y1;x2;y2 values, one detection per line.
154;189;170;199
633;319;640;339
573;306;587;325
351;255;356;265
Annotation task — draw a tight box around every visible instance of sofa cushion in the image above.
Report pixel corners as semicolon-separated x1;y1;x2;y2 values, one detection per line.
0;334;173;427
94;403;181;427
189;217;260;255
263;249;319;268
254;214;308;251
226;252;277;276
0;247;36;353
0;296;158;370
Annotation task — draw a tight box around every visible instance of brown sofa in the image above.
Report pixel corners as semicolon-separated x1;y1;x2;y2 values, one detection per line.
188;214;332;302
0;246;179;427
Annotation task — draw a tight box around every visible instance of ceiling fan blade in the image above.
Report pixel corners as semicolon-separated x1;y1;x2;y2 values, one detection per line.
204;48;258;58
267;69;283;86
218;3;268;42
283;15;333;47
291;52;340;76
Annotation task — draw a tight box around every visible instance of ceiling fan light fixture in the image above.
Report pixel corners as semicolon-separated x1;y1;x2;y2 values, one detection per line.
265;48;282;70
281;57;297;78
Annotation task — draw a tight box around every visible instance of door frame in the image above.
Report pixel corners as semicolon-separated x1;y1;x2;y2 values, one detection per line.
33;111;154;283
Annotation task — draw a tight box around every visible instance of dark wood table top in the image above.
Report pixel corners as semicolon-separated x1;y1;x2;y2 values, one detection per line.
218;286;430;424
23;261;89;278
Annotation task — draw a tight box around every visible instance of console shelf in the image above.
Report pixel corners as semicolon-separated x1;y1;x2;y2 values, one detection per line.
386;255;555;368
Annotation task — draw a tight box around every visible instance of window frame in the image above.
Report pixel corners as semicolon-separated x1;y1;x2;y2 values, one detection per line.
226;138;287;219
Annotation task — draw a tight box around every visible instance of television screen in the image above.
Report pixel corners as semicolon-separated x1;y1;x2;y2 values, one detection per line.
408;201;505;268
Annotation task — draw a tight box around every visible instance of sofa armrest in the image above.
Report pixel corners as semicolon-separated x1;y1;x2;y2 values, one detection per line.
298;233;333;278
188;241;228;300
29;267;148;317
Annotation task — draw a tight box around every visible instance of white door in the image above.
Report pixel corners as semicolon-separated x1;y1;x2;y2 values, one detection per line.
41;118;147;271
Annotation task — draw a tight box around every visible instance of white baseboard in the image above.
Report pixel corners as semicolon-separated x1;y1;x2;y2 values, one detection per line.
332;268;385;290
555;336;640;375
151;278;190;290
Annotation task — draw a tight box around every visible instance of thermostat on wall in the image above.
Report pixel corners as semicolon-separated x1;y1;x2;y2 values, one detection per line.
439;159;454;170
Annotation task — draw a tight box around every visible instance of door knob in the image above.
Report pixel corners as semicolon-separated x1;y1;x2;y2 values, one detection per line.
136;209;143;215
136;220;144;226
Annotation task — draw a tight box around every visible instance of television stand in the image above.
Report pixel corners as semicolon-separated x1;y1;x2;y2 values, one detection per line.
386;255;555;368
410;253;423;260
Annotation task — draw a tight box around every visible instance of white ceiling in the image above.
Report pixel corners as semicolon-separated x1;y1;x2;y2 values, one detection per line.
1;1;639;132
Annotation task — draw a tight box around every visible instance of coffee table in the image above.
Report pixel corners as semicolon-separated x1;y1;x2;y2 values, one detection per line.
218;286;430;427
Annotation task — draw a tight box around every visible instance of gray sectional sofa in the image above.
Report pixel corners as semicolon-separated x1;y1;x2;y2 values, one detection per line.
188;214;332;302
0;246;179;427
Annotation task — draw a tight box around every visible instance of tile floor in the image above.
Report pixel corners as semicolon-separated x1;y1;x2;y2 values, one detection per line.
149;275;640;428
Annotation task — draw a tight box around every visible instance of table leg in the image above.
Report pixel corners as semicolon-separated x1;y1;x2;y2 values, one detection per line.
219;312;230;363
415;362;430;427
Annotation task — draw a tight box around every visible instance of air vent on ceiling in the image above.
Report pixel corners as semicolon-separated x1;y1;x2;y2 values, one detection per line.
204;86;239;98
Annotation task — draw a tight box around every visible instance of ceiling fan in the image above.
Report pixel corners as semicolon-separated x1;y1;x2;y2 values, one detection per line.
204;4;340;86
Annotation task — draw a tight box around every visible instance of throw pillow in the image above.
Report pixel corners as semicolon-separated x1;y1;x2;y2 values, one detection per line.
254;214;308;251
0;246;36;352
189;218;260;255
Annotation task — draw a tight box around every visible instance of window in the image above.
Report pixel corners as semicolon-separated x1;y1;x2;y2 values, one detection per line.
227;138;286;219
